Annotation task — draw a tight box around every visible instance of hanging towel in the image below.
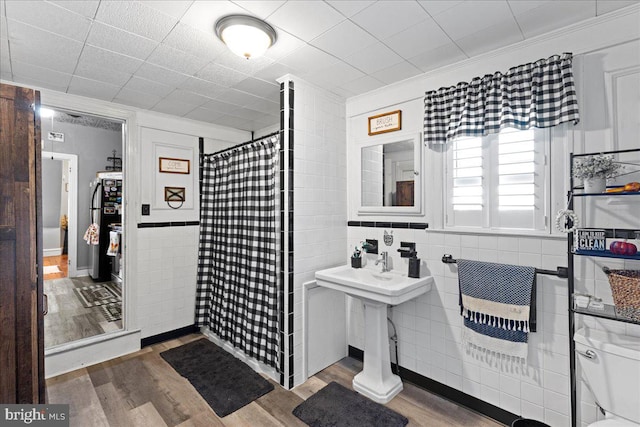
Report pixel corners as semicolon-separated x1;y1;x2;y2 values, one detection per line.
83;223;99;245
107;231;119;256
457;259;536;360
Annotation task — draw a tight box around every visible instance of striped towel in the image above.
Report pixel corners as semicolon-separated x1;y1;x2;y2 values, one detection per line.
457;260;536;360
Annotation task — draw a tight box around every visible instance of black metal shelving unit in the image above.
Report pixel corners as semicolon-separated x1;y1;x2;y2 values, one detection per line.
567;148;640;427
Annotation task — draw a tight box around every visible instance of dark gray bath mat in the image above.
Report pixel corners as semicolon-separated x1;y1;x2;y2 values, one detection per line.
160;338;274;417
293;381;408;427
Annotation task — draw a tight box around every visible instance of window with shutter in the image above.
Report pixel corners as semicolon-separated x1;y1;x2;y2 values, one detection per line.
445;128;549;232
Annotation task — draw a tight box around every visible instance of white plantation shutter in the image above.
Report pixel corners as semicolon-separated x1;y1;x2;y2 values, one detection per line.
446;128;548;231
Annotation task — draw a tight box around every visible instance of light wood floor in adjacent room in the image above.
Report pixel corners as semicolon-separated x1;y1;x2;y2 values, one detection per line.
44;254;68;280
46;334;505;427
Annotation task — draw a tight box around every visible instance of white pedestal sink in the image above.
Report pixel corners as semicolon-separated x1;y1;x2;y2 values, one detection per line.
315;265;433;403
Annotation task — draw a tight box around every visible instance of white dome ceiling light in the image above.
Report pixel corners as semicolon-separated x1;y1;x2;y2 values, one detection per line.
215;15;277;60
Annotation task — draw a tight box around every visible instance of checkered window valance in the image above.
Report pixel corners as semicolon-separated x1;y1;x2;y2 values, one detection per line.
424;53;580;145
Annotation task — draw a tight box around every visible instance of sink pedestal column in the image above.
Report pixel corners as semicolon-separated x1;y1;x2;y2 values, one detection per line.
352;299;402;404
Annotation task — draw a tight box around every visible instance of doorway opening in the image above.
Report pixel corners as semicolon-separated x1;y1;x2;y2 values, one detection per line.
40;107;126;349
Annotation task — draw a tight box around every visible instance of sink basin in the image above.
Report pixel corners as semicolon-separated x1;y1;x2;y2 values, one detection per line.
314;264;433;403
315;264;433;305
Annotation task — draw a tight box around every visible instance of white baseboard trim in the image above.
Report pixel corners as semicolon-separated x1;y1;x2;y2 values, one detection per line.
45;329;141;378
43;248;62;257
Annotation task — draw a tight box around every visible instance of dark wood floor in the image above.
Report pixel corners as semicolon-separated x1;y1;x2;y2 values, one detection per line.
44;276;122;348
46;334;504;427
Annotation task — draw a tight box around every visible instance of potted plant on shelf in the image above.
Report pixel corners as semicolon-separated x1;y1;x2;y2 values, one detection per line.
573;154;623;193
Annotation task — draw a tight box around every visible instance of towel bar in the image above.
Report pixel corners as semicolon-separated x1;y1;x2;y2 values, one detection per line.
441;254;568;278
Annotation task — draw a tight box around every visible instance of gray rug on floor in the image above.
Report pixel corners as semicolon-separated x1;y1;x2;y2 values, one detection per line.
293;381;408;427
72;282;121;308
98;302;121;322
160;338;274;417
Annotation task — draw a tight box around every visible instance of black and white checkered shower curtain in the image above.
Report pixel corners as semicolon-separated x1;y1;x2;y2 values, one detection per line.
196;135;279;368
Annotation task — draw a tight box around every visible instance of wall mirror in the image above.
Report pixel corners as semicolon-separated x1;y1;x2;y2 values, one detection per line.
358;132;422;215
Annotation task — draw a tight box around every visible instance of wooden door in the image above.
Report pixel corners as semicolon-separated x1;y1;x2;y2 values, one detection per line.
395;180;414;206
0;83;44;403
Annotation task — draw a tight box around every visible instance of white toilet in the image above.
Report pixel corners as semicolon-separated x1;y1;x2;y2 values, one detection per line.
574;327;640;426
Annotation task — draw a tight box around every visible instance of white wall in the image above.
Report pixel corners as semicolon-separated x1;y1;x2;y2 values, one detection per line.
345;6;640;427
283;76;348;386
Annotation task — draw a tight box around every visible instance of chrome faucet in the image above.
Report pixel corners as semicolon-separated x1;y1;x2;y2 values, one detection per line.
375;251;390;272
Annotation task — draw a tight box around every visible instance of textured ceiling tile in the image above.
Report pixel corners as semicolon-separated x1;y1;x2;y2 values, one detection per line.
417;0;464;16
233;0;286;19
337;75;385;95
351;1;429;40
384;17;452;59
252;62;296;84
74;60;134;86
344;42;404;74
86;23;159;61
456;19;524;57
179;0;246;34
278;44;339;75
67;75;120;100
14;75;69;92
7;19;83;74
514;1;596;38
215;88;265;107
184;107;226;123
596;0;638;15
371;61;423;85
200;99;240;114
78;45;143;75
162;22;227;60
213;50;274;75
95;1;177;42
134;62;191;87
12;59;72;88
178;77;227;99
113;88;163;109
262;28;306;62
408;43;467;73
268;1;345;42
5;0;91;42
310;20;377;60
195;62;248;87
432;1;515;41
163;89;210;106
146;43;210;75
243;97;280;116
122;76;174;98
47;0;100;18
211;114;256;131
232;77;279;100
303;60;365;88
326;1;375;18
144;1;194;19
151;98;198;116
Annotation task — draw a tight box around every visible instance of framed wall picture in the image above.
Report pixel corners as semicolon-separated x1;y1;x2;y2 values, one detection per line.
368;110;402;136
164;187;185;202
159;157;190;174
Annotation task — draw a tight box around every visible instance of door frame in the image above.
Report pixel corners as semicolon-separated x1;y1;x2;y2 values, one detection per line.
41;151;78;277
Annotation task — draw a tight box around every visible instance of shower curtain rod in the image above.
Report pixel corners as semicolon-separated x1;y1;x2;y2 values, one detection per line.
441;254;568;278
202;130;281;158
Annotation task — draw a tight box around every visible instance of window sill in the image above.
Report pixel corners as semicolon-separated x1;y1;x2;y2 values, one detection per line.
429;227;566;239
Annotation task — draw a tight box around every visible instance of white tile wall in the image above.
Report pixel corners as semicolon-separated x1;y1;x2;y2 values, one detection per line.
135;225;199;338
290;77;348;386
347;227;573;426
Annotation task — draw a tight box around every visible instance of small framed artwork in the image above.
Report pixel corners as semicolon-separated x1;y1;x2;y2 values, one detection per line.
159;157;190;174
164;187;186;202
368;110;402;136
